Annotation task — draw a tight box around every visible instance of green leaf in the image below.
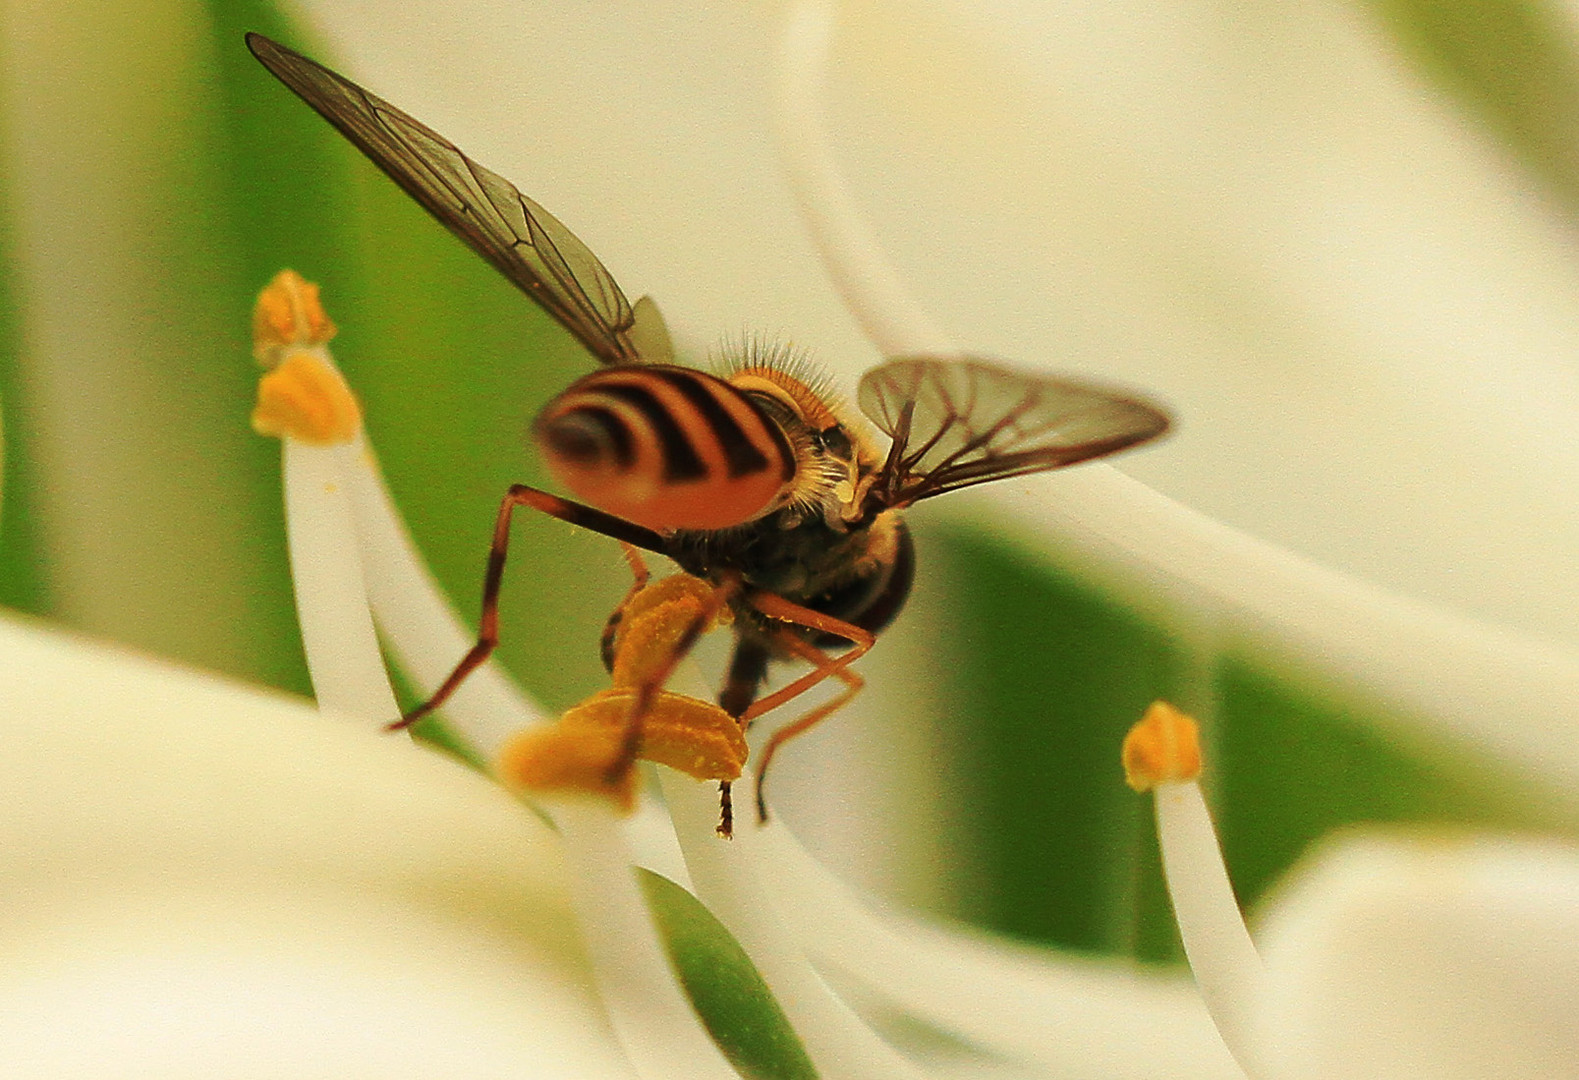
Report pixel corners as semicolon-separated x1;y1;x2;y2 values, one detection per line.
0;4;308;687
639;868;819;1080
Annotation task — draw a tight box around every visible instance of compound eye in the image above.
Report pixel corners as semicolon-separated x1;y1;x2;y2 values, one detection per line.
819;426;852;459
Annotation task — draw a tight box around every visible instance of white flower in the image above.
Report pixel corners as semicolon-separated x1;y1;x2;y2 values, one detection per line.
245;265;1251;1080
3;1;1578;1076
1255;832;1579;1080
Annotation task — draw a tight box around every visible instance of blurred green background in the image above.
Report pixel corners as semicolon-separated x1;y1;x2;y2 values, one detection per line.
1;0;1575;966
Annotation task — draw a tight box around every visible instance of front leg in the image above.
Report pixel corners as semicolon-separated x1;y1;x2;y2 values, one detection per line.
600;543;653;673
389;485;667;731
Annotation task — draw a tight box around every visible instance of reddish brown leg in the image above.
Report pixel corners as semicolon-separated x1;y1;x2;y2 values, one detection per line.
388;485;666;731
751;631;866;822
599;543;653;672
713;637;771;838
740;593;874;721
740;593;875;822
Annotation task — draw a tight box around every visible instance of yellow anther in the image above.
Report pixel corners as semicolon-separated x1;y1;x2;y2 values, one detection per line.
495;688;747;814
609;574;732;689
252;269;337;364
564;689;747;781
1122;700;1202;791
251;350;362;445
495;723;640;812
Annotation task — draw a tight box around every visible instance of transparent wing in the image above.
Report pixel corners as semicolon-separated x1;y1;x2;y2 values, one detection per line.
247;33;645;366
857;356;1170;510
628;295;675;364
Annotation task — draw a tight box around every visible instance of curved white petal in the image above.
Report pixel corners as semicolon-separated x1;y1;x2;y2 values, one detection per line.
769;0;1579;821
836;0;1579;648
759;822;1242;1079
1252;832;1579;1080
992;466;1579;812
0;615;634;1078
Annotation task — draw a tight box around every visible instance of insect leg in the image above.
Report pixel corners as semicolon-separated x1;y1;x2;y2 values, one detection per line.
751;631;866;822
389;485;667;730
739;593;875;822
599;543;653;672
713;636;773;838
740;594;874;720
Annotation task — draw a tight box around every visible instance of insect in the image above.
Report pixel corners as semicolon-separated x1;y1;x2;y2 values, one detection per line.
247;33;1171;831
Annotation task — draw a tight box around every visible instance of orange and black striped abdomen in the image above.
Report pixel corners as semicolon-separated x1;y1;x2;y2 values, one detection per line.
534;364;796;532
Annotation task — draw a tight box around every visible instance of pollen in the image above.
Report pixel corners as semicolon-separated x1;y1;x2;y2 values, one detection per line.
1122;700;1202;791
251;350;362;445
608;575;732;689
495;723;641;812
495;689;747;813
252;269;337;364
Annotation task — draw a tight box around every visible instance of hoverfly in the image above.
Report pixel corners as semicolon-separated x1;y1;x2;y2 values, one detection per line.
247;33;1171;832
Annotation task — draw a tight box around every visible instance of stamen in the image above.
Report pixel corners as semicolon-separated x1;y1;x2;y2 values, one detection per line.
497;723;641;812
756;822;1240;1076
1122;700;1203;790
496;690;747;813
1125;703;1265;1076
496;566;745;814
552;801;743;1080
251;351;361;446
336;448;537;757
250;270;360;447
252;268;336;363
661;771;933;1079
250;275;386;718
609;576;733;690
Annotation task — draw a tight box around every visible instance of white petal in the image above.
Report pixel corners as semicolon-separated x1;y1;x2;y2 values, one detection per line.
1252;833;1579;1080
759;822;1242;1079
661;770;931;1080
852;0;1579;645
0;616;634;1078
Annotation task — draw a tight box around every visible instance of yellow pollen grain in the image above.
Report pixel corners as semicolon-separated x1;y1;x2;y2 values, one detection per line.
251;350;362;445
1122;700;1202;791
252;269;337;363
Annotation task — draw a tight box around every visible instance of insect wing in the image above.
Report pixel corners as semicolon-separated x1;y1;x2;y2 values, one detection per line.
246;33;646;366
858;356;1170;509
628;295;675;364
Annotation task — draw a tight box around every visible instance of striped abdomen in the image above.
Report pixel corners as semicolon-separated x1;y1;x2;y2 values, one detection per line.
534;364;796;532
